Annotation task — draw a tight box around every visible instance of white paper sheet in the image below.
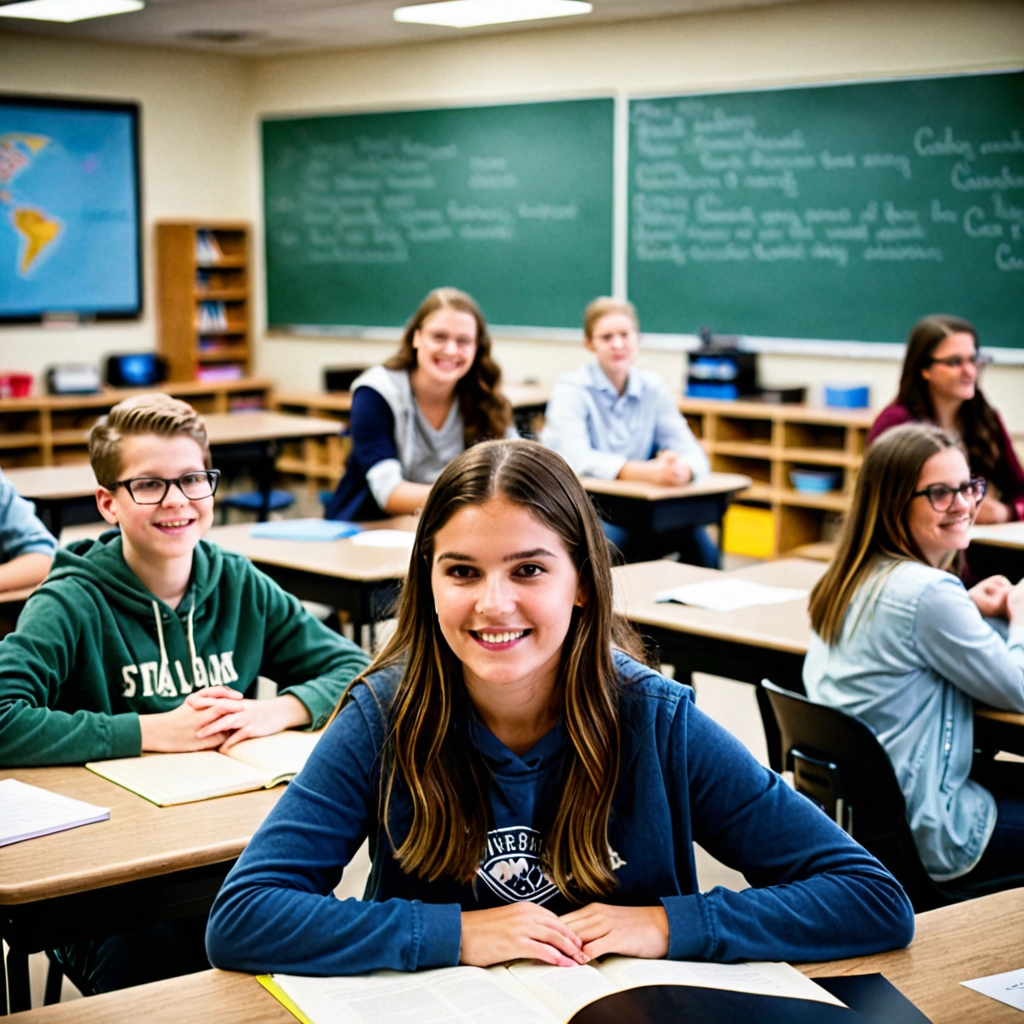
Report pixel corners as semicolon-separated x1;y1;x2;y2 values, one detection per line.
961;967;1024;1010
0;778;110;847
350;530;415;548
656;578;808;613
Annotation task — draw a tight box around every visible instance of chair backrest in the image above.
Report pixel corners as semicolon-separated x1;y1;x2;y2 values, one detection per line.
761;679;955;912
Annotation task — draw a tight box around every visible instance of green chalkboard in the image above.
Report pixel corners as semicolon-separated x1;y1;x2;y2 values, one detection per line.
627;72;1024;347
263;99;613;330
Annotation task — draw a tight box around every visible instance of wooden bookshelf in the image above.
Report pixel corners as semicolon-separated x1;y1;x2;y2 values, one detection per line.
156;220;252;382
270;391;351;492
677;397;875;557
0;379;271;468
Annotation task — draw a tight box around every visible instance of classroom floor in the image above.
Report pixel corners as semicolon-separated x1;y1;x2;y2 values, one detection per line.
28;484;764;1006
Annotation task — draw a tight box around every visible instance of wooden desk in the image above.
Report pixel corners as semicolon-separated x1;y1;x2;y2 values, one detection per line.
13;888;1023;1023
5;414;340;534
613;557;825;691
0;767;282;1014
206;518;417;636
583;472;751;565
504;382;550;438
0;585;36;639
970;522;1024;581
975;706;1024;758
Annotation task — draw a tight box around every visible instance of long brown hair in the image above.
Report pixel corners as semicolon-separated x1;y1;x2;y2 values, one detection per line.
895;314;1005;489
809;423;962;644
385;287;513;445
359;440;642;900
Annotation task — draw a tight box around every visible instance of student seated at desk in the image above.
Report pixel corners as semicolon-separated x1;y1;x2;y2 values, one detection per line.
207;439;913;977
540;297;714;565
0;466;56;594
325;287;515;521
0;394;370;994
868;314;1024;524
805;424;1024;892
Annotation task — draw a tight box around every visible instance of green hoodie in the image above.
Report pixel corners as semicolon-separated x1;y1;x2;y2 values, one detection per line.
0;531;370;766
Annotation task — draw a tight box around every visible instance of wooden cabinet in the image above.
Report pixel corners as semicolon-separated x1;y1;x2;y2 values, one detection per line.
270;391;351;491
678;397;874;557
156;221;251;382
0;379;272;468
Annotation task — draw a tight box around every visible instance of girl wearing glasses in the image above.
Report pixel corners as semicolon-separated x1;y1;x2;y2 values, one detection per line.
805;423;1024;893
325;287;515;522
868;314;1024;525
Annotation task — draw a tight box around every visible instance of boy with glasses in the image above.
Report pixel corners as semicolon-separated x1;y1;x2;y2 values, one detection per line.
0;393;370;993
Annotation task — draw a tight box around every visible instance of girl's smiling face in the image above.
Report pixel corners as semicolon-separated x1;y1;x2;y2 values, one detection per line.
411;307;478;391
906;446;977;567
430;497;584;704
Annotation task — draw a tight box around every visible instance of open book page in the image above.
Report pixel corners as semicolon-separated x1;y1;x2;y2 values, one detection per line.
655;578;808;612
505;962;619;1020
85;751;272;806
593;956;845;1007
0;778;110;847
226;730;321;784
272;966;559;1024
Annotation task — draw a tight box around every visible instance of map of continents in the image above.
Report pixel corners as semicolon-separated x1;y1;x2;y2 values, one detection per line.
0;133;63;275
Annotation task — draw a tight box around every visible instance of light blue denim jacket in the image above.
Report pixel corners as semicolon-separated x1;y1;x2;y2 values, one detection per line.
804;558;1024;881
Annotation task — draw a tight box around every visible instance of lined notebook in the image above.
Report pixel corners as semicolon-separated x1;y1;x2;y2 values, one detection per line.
0;778;110;847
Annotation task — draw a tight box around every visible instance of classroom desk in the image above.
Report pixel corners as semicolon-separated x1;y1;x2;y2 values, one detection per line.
5;413;340;534
205;518;417;637
583;472;751;566
969;522;1024;581
503;381;550;438
0;767;282;1015
0;586;36;639
612;556;825;691
10;887;1022;1023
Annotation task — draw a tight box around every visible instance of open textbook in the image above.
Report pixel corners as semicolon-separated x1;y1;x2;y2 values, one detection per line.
85;729;321;806
656;578;809;613
263;956;845;1024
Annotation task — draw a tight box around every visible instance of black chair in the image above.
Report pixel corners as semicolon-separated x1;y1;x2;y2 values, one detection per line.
759;679;1005;913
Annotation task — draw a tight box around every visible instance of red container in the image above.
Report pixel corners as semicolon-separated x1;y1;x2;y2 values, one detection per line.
0;373;33;398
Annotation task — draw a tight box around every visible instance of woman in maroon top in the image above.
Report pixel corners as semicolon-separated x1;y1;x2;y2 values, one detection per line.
869;314;1024;524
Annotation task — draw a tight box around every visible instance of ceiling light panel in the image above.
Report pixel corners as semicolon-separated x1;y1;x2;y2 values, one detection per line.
394;0;592;29
0;0;144;22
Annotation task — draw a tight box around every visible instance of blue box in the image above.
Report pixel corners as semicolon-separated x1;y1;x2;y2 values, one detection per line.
824;384;869;408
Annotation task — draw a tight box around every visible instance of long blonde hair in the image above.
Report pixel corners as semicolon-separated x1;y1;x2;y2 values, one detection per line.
809;423;962;644
353;440;643;899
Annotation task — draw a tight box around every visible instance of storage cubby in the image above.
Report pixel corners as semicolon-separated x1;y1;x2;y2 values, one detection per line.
678;396;874;557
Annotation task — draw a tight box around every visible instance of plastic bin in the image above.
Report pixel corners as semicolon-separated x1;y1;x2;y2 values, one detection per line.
722;504;776;559
824;384;869;408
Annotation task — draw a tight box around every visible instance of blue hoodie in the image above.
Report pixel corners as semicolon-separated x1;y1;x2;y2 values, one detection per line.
206;652;914;973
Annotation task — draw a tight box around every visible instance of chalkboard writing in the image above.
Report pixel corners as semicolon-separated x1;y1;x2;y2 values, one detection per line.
627;72;1024;346
263;99;613;330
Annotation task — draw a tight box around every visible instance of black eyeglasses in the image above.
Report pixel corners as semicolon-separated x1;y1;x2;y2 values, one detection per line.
111;470;221;505
910;477;986;512
927;353;993;370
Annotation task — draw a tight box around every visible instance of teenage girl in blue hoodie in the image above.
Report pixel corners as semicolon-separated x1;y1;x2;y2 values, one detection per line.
207;440;914;974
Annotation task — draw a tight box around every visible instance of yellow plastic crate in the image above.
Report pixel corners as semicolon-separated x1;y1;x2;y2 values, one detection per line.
722;504;776;560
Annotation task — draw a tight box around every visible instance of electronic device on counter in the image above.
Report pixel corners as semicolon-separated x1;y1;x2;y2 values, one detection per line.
686;329;758;401
46;364;102;395
105;352;166;388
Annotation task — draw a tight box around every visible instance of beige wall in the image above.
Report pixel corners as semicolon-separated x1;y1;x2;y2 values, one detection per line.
2;1;1023;425
0;32;253;383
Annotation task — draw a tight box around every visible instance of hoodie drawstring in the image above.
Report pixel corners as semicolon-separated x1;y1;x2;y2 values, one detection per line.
152;600;199;694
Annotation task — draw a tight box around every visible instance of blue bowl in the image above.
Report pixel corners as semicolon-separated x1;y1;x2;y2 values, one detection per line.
790;469;840;493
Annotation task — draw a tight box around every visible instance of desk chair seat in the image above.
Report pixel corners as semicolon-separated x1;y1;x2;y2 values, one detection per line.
759;680;1007;913
218;489;295;523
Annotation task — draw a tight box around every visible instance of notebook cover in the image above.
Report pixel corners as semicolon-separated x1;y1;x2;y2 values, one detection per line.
249;519;361;541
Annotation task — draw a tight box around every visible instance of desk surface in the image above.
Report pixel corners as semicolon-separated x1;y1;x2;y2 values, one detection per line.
613;557;826;655
582;471;751;501
0;766;282;906
206;518;417;583
12;888;1023;1023
970;522;1024;549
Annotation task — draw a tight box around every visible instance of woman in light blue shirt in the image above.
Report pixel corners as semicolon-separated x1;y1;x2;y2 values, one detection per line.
541;298;712;564
804;423;1024;889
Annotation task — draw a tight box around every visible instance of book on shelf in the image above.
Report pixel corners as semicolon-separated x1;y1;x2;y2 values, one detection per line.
198;300;228;331
85;729;321;806
0;778;110;847
198;364;245;382
196;229;224;263
261;956;846;1024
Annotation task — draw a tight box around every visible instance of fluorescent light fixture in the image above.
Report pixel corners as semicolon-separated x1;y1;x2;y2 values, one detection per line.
394;0;592;29
0;0;144;23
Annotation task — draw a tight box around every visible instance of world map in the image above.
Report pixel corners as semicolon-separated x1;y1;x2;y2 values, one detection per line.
0;133;63;276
